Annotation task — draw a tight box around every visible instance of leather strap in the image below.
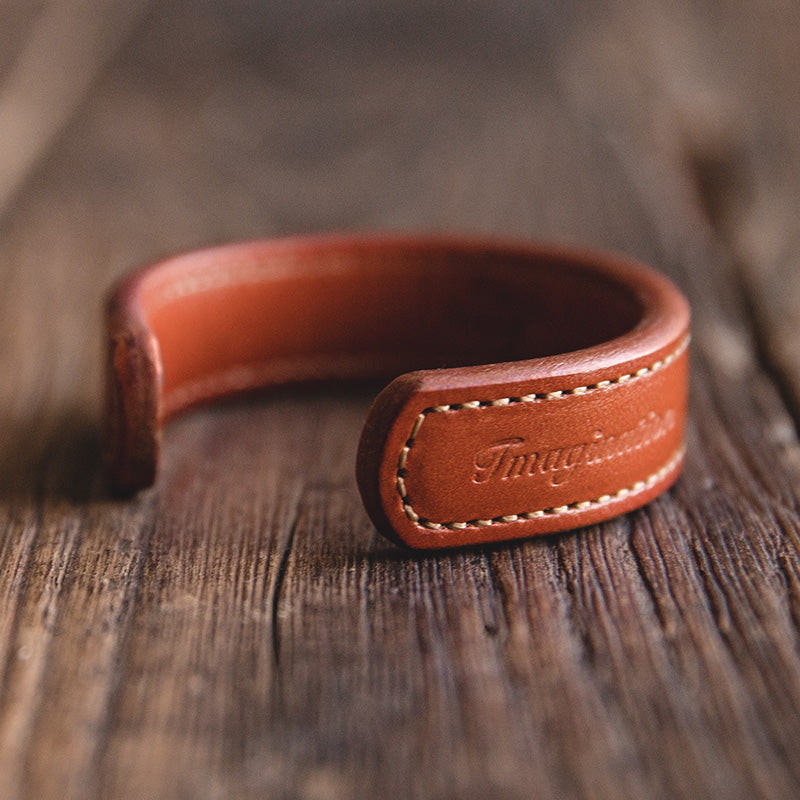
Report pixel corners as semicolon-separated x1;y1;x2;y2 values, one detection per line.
105;235;690;549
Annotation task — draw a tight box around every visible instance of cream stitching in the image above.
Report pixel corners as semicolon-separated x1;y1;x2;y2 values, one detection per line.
396;335;689;531
146;263;287;313
400;445;685;531
144;255;350;315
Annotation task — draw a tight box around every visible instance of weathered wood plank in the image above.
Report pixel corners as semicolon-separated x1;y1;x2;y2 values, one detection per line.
1;2;800;799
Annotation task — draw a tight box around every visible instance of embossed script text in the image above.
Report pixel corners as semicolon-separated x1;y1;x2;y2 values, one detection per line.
473;409;676;487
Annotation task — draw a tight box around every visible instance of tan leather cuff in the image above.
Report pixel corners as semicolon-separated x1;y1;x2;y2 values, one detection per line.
105;235;690;549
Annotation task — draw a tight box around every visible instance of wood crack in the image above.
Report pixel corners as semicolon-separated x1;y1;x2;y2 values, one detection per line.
270;501;302;669
553;539;598;671
625;513;674;635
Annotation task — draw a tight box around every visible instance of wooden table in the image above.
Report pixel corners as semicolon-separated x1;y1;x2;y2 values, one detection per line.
2;2;800;797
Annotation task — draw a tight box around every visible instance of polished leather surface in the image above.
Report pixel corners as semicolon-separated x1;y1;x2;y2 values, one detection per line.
105;235;690;549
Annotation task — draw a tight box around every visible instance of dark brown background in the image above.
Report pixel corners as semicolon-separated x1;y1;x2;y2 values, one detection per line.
2;1;800;798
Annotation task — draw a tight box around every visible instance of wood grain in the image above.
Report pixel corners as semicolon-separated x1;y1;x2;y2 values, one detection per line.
1;1;800;798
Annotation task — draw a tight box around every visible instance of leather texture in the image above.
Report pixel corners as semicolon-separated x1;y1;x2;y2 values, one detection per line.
105;234;690;549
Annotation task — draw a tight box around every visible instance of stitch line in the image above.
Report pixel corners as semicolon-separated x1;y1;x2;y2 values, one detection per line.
144;253;358;316
401;445;685;531
396;334;689;531
146;263;289;314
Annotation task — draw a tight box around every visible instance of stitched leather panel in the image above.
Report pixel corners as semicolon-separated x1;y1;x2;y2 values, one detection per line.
372;340;687;548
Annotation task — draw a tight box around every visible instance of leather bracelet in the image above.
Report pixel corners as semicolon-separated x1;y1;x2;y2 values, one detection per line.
105;235;690;549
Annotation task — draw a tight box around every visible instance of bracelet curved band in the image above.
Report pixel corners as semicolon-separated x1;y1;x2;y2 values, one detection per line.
105;235;690;549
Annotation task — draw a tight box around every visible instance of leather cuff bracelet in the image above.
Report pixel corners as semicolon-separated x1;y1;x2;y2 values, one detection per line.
105;235;690;549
